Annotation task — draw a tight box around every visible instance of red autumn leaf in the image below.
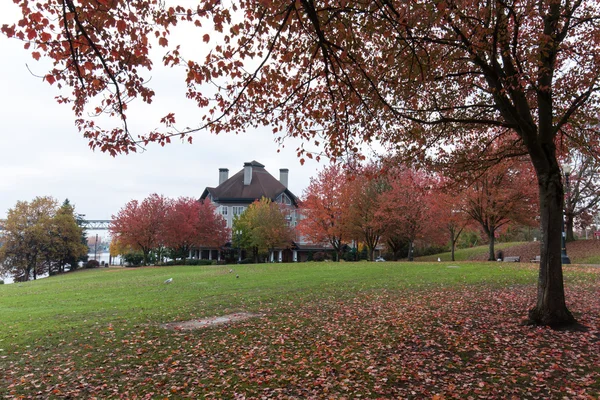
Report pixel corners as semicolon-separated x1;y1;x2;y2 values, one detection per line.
116;19;127;32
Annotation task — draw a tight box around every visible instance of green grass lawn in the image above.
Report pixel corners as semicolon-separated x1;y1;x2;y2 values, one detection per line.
1;262;598;398
416;242;522;262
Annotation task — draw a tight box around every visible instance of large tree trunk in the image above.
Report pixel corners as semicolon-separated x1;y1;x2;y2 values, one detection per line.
565;213;575;242
450;235;456;262
142;248;150;266
487;227;496;261
528;166;576;327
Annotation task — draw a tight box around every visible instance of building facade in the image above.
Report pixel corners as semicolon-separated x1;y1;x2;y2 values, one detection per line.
193;161;301;261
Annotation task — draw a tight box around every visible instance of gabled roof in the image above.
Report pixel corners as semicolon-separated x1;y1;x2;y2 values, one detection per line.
200;161;299;205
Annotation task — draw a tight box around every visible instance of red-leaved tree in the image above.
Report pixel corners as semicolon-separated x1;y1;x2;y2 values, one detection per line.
196;200;230;249
110;193;169;266
162;197;200;261
345;165;388;261
562;151;600;241
298;165;352;261
461;161;539;261
430;187;471;262
377;168;438;261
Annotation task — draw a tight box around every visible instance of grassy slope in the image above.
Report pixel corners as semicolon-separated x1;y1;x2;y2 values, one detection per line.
1;262;598;398
0;262;535;348
416;242;520;262
417;239;600;264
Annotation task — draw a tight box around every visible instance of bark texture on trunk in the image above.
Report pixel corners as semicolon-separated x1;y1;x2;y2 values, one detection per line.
488;229;495;261
565;214;575;242
528;167;575;327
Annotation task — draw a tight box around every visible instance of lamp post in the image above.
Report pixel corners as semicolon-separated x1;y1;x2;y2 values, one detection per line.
235;230;242;263
561;164;572;265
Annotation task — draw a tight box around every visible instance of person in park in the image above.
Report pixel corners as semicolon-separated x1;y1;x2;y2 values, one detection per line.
4;0;600;327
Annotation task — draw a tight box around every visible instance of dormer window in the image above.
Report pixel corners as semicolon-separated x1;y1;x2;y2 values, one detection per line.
280;194;291;205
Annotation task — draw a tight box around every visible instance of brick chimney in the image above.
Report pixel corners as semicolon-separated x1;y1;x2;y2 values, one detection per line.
219;168;229;185
279;168;289;188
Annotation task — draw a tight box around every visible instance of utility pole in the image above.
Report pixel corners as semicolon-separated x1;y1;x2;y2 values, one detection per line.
94;233;99;261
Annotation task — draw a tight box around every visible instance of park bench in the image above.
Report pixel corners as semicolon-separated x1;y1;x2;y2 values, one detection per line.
530;255;541;263
503;256;521;262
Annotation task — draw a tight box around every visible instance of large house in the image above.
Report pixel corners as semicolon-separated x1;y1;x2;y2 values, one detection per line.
196;161;309;262
200;160;300;229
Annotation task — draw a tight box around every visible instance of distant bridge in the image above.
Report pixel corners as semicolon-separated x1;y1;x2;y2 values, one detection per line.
0;219;111;231
80;220;111;230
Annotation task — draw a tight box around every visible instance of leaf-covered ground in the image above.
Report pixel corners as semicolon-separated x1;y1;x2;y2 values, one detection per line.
1;267;598;399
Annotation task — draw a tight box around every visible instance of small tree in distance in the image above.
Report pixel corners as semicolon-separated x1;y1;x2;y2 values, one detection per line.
461;161;538;261
162;197;201;262
563;151;600;242
110;194;169;266
377;168;438;262
431;188;471;262
233;197;293;262
49;200;88;274
298;165;352;262
0;196;85;281
345;165;388;261
196;200;230;251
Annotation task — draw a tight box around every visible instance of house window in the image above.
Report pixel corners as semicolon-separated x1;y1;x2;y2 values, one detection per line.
221;206;228;216
280;194;292;205
232;206;246;216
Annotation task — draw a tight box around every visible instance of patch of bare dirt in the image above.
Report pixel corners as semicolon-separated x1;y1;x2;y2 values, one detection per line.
161;312;263;331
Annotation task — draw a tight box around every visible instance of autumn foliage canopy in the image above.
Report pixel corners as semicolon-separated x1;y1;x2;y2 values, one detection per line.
110;194;229;265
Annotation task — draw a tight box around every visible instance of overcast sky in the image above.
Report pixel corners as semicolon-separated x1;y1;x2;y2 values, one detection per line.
0;5;324;222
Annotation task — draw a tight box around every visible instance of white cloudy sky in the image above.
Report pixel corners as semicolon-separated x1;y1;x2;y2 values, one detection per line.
0;4;326;221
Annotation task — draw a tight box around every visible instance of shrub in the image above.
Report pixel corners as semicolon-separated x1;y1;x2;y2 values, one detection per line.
186;259;214;266
157;259;217;266
416;244;449;257
238;258;254;264
122;253;144;267
85;260;100;269
343;248;358;261
312;251;331;262
358;247;368;260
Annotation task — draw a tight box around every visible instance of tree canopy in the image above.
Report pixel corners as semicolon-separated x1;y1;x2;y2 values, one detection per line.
233;197;294;262
110;194;229;265
0;196;87;281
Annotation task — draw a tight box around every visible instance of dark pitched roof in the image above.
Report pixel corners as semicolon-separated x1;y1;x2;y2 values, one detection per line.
200;161;299;205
